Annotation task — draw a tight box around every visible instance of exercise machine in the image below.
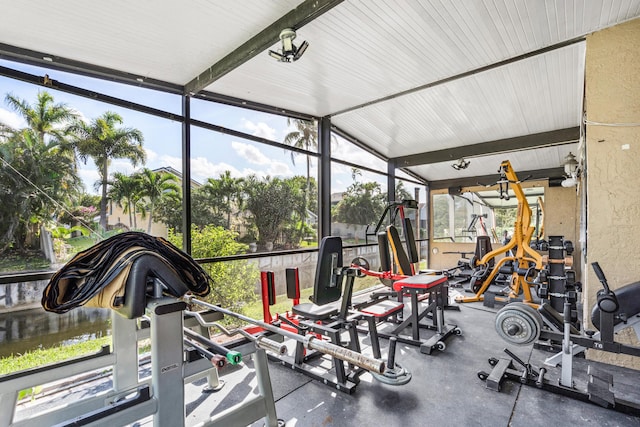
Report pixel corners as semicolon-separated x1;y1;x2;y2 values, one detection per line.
258;236;407;393
5;239;389;426
479;262;640;416
2;254;284;427
455;160;544;306
371;273;461;354
244;269;300;336
352;223;462;354
365;199;421;276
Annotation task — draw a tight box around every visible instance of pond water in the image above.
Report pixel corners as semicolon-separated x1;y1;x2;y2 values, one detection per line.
0;307;111;358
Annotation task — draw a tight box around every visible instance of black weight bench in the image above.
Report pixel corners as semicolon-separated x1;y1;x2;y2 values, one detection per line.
591;281;640;332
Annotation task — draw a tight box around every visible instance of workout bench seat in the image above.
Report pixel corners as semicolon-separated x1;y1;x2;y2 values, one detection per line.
387;273;461;354
359;299;404;319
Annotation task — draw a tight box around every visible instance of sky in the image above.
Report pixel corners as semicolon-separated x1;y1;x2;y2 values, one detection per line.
0;59;421;199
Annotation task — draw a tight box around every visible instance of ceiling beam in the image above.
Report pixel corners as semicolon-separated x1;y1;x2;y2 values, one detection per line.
195;90;315;121
184;0;344;95
429;167;564;191
0;42;183;94
392;127;579;168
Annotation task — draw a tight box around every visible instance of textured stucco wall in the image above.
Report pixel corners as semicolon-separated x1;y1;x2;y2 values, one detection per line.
585;18;640;368
544;185;581;281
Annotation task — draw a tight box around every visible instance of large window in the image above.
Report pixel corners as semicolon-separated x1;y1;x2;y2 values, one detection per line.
432;186;544;244
0;63;182;276
432;192;495;242
189;124;319;253
330;161;388;245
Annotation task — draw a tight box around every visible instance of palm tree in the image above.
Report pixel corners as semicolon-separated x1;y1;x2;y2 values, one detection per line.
214;171;245;230
135;168;179;233
283;119;318;236
108;172;142;229
0;92;81;253
4;92;78;150
73;112;145;231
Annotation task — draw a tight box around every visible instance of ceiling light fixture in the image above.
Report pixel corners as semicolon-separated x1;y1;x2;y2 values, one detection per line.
452;158;470;170
268;28;309;63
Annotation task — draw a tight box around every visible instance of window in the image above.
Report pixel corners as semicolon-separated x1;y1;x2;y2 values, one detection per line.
432;187;544;244
189;125;319;253
331;163;388;245
0;61;181;274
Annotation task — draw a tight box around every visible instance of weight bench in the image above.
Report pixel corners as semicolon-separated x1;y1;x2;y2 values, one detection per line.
388;274;461;354
544;279;640;366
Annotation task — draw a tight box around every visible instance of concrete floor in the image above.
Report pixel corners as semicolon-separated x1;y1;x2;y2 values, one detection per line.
11;294;640;426
182;297;640;427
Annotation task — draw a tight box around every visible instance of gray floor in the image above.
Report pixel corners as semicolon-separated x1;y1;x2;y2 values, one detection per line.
12;296;640;426
182;298;640;427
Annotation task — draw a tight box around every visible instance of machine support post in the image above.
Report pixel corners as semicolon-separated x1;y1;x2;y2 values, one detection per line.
149;298;187;427
255;348;279;427
561;302;573;388
111;311;139;392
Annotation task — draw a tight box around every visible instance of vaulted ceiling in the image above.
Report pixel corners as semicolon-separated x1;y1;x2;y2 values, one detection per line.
1;0;639;187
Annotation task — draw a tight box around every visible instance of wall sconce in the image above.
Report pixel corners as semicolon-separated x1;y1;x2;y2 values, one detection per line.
268;28;309;63
561;152;580;187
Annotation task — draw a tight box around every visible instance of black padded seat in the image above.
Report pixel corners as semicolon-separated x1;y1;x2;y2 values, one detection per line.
591;281;640;330
475;235;494;267
290;236;343;321
292;302;339;321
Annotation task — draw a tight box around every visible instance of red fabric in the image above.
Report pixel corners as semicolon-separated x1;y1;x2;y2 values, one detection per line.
392;274;448;292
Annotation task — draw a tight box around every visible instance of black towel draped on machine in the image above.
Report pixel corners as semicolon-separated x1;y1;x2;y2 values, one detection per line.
42;231;212;318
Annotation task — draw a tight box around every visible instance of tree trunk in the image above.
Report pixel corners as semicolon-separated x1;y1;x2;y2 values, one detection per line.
0;217;20;255
100;161;108;231
127;197;133;228
147;203;154;233
133;203;138;229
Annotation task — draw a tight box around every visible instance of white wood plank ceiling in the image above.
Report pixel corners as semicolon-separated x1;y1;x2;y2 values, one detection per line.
1;0;639;183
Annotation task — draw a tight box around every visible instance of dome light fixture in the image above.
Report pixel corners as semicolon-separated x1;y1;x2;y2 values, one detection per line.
268;28;309;63
452;158;470;170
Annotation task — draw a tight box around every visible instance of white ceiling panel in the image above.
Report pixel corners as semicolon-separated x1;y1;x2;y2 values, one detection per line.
206;0;639;117
333;43;585;159
0;0;303;85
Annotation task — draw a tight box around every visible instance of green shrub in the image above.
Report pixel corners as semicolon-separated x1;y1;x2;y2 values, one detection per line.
168;226;259;320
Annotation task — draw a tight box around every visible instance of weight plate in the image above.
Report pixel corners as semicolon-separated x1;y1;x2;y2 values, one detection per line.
495;303;543;345
351;256;370;271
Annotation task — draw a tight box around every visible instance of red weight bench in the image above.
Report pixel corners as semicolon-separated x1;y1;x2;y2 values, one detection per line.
385;273;461;354
359;299;404;320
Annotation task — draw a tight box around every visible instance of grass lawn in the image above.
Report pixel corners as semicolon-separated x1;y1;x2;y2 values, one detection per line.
0;336;112;376
0;250;50;273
